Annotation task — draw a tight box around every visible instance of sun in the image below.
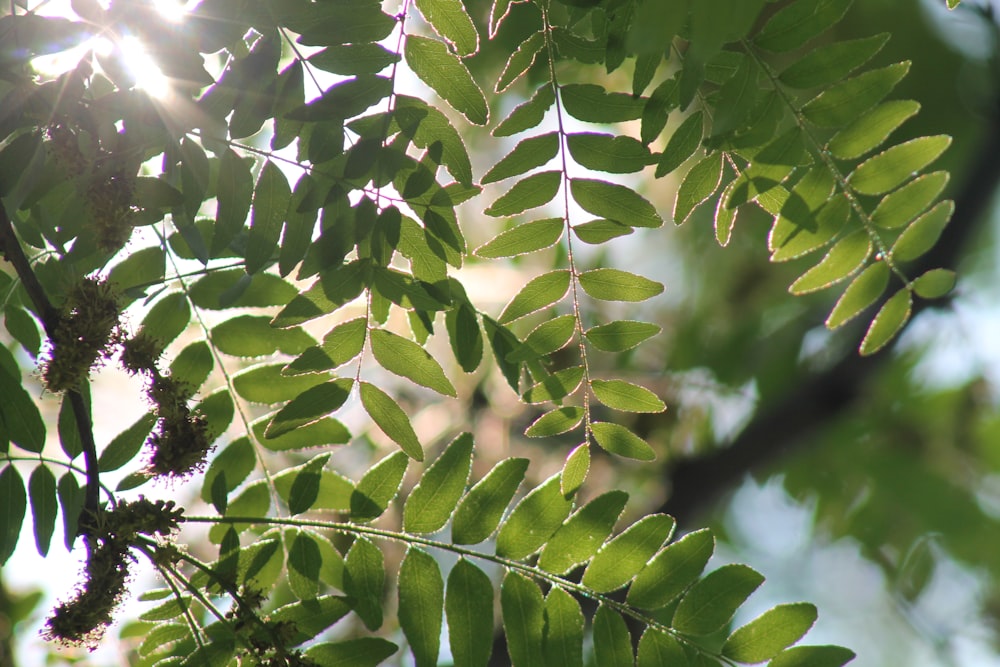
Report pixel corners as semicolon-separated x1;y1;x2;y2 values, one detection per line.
115;36;172;98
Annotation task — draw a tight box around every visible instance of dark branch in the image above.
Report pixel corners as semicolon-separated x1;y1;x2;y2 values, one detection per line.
659;101;1000;526
0;206;101;527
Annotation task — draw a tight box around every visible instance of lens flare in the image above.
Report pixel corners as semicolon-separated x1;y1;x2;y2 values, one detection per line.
118;36;171;98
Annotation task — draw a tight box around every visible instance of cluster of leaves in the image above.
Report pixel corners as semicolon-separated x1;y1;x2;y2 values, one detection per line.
0;0;963;664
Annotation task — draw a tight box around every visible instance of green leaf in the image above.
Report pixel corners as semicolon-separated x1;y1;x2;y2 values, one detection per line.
579;269;664;302
395;95;474;185
476;218;564;258
828;100;921;160
496;31;544;93
826;261;890;329
452;457;529;545
768;645;857;667
191;270;296;310
286;76;392;121
499;269;571;323
208;481;271;542
860;288;912;355
508;315;577;362
801;62;909;128
274;465;355;513
213;148;254;256
271;596;352;646
482;133;560;185
405;35;488;125
543;587;584;667
572;220;633;244
494;84;555;137
200;438;255;511
673;563;765;636
891;200;954;262
592;605;633;667
656;111;704;177
583;514;675;593
351;450;409;521
403;433;473;533
627;528;714;609
525;407;585;437
287;454;329;515
848;135;952;195
265;379;353;439
57;396;82;460
779;33;890;89
0;360;45;453
287;530;323;599
754;0;853;52
29;464;56;557
590;422;656;461
496;474;574;559
246;160;291;274
637;629;688;667
232;363;327;405
567;133;652;174
359;381;424;461
484;316;523;391
871;171;949;229
570;178;662;228
446;301;484;373
789;230;871;295
770;192;850;263
58;473;84;550
522;366;586;404
212;315;313;358
308;44;399;75
305;638;398;666
4;306;41;358
344;537;385;630
585;321;661;352
414;0;478;57
674;153;723;224
485;170;562;217
591;379;665;413
370;328;456;397
560;84;644;123
912;268;956;299
722;603;818;663
98;413;157;473
560;444;589;497
446;559;494;667
398;549;444;667
501;572;546;667
539;491;628;575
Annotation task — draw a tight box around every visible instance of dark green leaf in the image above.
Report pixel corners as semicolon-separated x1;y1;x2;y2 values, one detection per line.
522;366;586;404
200;438;255;512
271;596;352;646
560;84;644;123
496;474;574;559
5;306;41;357
403;433;473;532
722;603;818;663
395;95;474;184
494;84;555;137
286;75;392;121
29;464;56;556
246;160;291;274
351;450;409;521
543;587;584;667
191;270;297;310
414;0;478;56
370;328;456;397
359;381;423;460
627;528;714;610
496;31;543;92
405;35;488;125
265;379;354;439
447;559;494;667
779;34;890;89
344;537;385;630
482;133;559;184
673;564;765;635
485;170;562;217
637;629;687;667
0;359;45;453
308;44;399;75
213;149;254;256
499;269;571;323
567;133;651;174
801;62;910;128
212;315;314;358
58;473;84;550
585;320;661;352
583;514;675;592
501;572;546;667
674;153;723;223
579;269;664;302
98;413;157;473
1;465;27;565
539;491;628;574
754;0;853;52
287;454;329;515
570;178;662;228
768;645;856;667
508;315;577;362
398;548;444;667
287;530;323;599
452;457;529;545
656;111;704;177
232;363;327;404
591;422;656;461
304;638;398;666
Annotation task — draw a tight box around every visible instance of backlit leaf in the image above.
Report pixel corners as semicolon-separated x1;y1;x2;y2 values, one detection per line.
284;317;367;374
560;444;589;497
525;407;585;437
583;514;675;592
656;111;703;177
826;262;890;329
485;170;562;217
627;528;714;610
539;491;628;575
591;379;665;413
848;135;952;195
398;548;444;667
585;320;661;352
560;84;644;123
828;100;921;160
768;645;856;667
246;160;291;274
446;559;493;667
508;315;577;362
308;44;399;75
360;381;423;460
592;606;633;667
501;572;546;667
590;422;656;461
789;230;871;295
213;148;254;255
722;603;818;663
415;0;478;57
779;34;889;89
351;450;409;521
476;218;564;258
405;35;488;125
522;366;586;404
99;413;157;473
912;268;956;299
403;433;473;533
499;270;571;323
496;474;574;559
871;171;949;229
213;315;313;358
265;379;353;439
29;465;56;556
579;269;664;302
801;62;909;128
891;200;954;262
770;192;850;263
673;563;764;636
543;587;584;667
859;288;912;356
370;328;457;397
482;133;559;184
494;84;555;137
452;457;529;545
674;153;723;223
343;538;385;630
570;178;662;228
637;629;687;667
754;0;853;52
566;132;652;174
496;31;543;92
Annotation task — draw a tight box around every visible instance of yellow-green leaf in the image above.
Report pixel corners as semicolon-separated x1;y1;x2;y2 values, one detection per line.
860;288;912;355
360;381;423;460
848;135;952;195
404;35;488;125
826;261;890;329
579;268;664;302
828;99;921;160
789;230;871;295
370;329;456;397
890;199;953;262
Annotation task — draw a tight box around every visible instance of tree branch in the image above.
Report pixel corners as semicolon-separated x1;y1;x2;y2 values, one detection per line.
0;206;101;527
659;102;1000;526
